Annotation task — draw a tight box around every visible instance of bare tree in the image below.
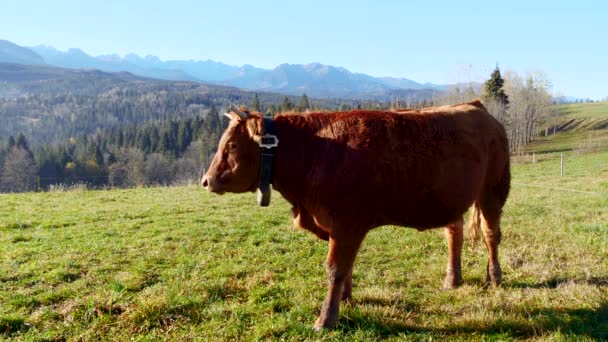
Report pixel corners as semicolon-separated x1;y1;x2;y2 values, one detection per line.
435;83;479;106
503;70;552;152
172;157;199;185
144;153;171;185
1;147;36;192
108;147;145;187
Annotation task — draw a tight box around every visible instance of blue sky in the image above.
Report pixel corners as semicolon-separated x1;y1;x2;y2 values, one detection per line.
2;0;606;99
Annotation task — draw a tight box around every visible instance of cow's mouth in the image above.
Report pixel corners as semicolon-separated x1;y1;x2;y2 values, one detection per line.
201;175;224;194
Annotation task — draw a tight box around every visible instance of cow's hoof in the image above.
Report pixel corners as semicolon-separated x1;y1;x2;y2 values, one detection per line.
313;316;337;331
443;275;463;289
485;265;502;288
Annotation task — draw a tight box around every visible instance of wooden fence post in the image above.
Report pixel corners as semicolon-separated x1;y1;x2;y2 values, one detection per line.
560;153;564;177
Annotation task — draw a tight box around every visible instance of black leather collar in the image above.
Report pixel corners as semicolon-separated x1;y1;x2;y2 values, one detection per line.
257;117;278;206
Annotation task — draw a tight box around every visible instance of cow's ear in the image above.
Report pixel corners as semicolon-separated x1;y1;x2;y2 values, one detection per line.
224;110;243;121
224;107;250;121
246;116;263;141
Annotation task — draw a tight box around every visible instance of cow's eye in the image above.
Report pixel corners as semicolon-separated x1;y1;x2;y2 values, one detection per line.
227;142;238;152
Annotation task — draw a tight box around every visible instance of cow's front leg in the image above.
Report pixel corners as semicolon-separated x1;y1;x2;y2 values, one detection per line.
314;235;363;331
341;267;353;302
443;216;464;289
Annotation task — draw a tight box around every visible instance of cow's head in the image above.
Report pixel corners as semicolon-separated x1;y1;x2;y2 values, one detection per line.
201;107;264;195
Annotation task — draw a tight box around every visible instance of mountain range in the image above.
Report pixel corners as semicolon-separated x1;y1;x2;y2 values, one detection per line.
1;39;446;99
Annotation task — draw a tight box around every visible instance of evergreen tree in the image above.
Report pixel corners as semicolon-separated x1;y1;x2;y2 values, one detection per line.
298;94;310;112
107;148;118;165
150;126;160;152
15;133;34;160
7;136;16;150
177;119;193;154
483;65;509;107
282;97;293;111
251;93;261;112
159;130;171;156
191;115;202;139
16;133;29;150
206;105;222;135
94;144;104;167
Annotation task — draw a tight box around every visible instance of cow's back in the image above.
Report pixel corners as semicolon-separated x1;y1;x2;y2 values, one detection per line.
272;101;509;230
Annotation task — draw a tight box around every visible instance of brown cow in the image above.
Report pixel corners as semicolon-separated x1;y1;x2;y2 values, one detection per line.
201;100;510;330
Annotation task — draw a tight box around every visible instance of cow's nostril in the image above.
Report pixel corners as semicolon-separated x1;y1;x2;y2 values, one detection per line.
201;177;209;188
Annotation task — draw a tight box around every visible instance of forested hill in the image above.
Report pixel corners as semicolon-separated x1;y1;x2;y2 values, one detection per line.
0;62;436;192
0;63;368;146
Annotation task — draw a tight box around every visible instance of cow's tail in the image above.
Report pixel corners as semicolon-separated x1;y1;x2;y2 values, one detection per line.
468;201;482;245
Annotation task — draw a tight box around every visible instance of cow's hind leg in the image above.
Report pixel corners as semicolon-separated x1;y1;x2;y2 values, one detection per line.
443;216;464;289
314;234;364;331
478;197;503;287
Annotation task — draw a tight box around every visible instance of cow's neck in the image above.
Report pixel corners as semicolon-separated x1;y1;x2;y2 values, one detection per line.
270;114;320;204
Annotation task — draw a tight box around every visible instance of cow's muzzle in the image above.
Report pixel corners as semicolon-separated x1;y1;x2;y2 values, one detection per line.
201;175;224;194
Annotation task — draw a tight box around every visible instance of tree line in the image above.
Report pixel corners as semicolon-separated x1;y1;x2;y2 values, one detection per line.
436;66;554;153
1;66;559;192
0;93;411;193
0;106;229;192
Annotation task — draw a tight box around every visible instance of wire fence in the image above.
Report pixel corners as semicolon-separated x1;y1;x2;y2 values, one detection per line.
0;175;201;193
2;152;607;195
511;182;605;196
510;151;608;197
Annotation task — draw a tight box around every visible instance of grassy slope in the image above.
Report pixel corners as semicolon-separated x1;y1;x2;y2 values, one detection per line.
1;151;607;340
525;101;608;153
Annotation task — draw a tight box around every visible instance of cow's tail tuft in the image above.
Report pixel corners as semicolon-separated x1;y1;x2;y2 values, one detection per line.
469;202;482;246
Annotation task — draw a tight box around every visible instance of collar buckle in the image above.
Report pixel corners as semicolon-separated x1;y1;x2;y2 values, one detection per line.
259;134;279;149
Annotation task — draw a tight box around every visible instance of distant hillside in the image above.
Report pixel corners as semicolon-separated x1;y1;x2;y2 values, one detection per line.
25;41;445;99
0;39;45;65
0;63;367;145
525;102;608;153
0;62;145;96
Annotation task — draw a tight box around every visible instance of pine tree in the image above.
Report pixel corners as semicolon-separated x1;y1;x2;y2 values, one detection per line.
282;97;293;112
298;94;310;112
206;105;222;135
16;133;29;150
251;93;261;112
95;144;104;167
177;119;192;154
15;133;34;160
159;130;172;156
150;126;160;152
483;65;509;107
191;115;202;139
7;136;15;150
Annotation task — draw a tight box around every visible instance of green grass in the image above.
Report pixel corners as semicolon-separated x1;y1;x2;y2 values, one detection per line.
525;101;608;153
2;151;608;340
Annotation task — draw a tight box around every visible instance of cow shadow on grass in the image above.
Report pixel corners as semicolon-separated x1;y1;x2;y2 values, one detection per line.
508;276;608;289
337;294;608;340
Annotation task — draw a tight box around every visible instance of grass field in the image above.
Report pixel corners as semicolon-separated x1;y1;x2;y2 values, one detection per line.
524;101;608;153
2;150;608;341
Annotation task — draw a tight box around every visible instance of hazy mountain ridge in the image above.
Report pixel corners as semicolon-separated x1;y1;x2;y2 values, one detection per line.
0;40;45;65
0;62;376;145
0;40;447;99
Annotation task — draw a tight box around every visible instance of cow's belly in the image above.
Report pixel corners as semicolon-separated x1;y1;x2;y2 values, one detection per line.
376;158;483;229
385;192;474;229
